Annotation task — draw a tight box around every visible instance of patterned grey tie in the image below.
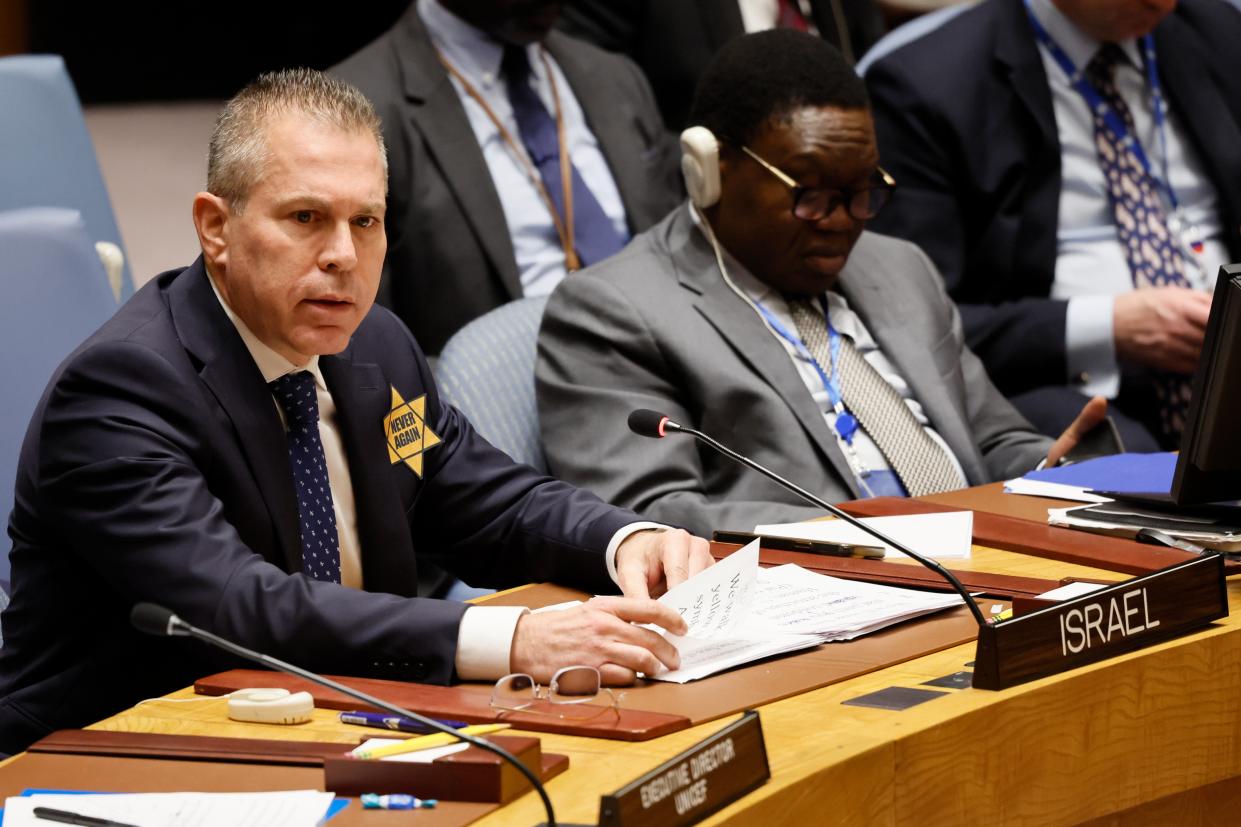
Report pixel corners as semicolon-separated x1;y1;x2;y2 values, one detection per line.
789;298;963;497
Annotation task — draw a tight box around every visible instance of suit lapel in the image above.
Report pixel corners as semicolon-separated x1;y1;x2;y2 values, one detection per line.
546;32;649;232
320;355;419;597
395;9;523;298
669;211;861;497
995;0;1057;147
1156;16;1241;256
168;260;303;573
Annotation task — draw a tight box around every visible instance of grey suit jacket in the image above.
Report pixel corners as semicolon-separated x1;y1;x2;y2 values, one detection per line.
332;6;682;354
536;206;1051;535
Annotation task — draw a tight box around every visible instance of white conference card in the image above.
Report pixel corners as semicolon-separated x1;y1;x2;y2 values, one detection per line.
754;511;975;559
2;790;335;827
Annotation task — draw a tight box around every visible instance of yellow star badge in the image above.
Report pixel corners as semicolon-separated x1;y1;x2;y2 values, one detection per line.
384;387;441;478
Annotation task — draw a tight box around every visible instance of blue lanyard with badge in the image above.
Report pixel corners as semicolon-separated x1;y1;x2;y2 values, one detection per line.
751;297;859;445
1023;0;1208;280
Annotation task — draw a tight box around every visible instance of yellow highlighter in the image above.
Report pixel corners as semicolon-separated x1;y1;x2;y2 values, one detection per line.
352;723;510;760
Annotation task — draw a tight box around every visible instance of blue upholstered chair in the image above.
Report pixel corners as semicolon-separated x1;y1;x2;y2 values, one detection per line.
436;296;551;474
430;297;550;600
0;208;120;591
0;55;133;300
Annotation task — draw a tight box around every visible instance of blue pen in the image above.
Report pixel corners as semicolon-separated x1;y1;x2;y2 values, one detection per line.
339;710;468;735
361;793;437;810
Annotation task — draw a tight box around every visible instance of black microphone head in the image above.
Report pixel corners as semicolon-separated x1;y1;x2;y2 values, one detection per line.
131;603;179;637
629;409;673;438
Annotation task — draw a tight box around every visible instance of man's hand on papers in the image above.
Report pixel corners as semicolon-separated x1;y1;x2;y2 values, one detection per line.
509;597;688;685
1046;395;1109;468
615;528;715;599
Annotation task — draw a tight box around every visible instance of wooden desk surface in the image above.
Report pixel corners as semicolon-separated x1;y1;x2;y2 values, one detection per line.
88;489;1241;826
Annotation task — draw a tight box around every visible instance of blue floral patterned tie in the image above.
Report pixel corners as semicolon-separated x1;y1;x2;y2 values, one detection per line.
1086;44;1193;441
270;371;341;583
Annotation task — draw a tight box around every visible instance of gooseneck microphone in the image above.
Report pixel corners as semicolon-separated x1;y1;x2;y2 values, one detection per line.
130;603;559;826
627;410;988;626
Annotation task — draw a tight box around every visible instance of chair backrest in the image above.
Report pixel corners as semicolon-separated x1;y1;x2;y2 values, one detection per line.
0;55;133;300
436;296;550;473
855;2;979;77
0;208;119;590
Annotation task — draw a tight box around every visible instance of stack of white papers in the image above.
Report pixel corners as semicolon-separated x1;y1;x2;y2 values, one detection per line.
753;563;965;642
754;511;975;559
1;790;335;827
649;541;964;683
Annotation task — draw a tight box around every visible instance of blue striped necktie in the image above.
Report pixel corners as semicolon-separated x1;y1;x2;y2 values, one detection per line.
270;371;341;583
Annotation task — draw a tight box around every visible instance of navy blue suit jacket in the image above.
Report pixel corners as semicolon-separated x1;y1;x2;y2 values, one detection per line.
0;259;633;754
866;0;1241;395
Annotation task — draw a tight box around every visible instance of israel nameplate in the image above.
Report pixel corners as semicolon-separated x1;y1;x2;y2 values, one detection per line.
973;554;1227;690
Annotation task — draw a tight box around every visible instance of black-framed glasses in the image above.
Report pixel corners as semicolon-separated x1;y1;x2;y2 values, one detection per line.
741;145;896;221
490;666;621;721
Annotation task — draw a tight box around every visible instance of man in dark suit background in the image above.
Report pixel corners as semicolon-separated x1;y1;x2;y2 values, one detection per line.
0;69;710;755
332;0;681;354
559;0;886;130
865;0;1241;450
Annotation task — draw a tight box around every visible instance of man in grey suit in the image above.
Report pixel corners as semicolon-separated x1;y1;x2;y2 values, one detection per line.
333;0;681;354
536;30;1101;535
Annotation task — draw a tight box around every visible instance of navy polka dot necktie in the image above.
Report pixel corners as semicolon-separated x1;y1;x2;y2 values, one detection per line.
270;371;341;583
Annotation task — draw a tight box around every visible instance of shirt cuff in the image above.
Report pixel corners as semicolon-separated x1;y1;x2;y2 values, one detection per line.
1065;295;1120;398
454;605;528;681
605;521;671;587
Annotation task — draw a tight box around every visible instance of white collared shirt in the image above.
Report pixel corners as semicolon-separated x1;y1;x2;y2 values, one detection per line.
738;0;820;34
1027;0;1226;396
207;271;658;679
419;0;629;296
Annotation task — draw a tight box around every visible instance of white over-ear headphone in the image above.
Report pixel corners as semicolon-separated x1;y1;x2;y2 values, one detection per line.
680;126;721;208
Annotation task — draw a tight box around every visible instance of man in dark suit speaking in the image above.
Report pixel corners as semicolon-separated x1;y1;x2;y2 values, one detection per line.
0;69;710;754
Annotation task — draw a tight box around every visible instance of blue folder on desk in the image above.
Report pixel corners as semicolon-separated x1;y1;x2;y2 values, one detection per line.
1023;452;1176;495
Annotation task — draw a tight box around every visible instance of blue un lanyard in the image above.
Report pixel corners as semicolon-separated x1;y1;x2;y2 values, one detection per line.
751;296;860;445
1022;1;1179;215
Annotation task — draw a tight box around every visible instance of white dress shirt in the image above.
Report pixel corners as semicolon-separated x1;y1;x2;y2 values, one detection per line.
1028;0;1227;396
207;271;660;679
419;0;629;297
738;0;820;34
693;208;967;491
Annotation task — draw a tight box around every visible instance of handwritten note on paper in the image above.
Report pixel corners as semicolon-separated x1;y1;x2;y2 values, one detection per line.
754;564;963;640
658;539;760;638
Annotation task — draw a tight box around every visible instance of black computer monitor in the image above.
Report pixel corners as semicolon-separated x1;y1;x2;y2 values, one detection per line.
1171;263;1241;504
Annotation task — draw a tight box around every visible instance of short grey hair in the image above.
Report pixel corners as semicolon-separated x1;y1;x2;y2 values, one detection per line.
207;68;388;210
